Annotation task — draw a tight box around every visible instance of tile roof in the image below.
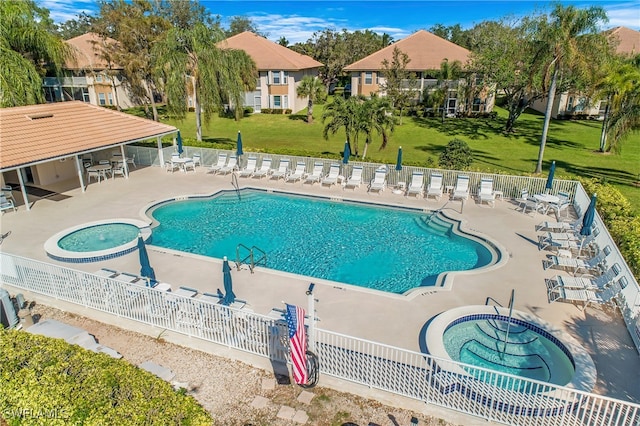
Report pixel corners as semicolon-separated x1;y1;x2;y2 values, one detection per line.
218;31;323;70
0;102;176;170
65;32;120;70
344;30;470;71
605;26;640;56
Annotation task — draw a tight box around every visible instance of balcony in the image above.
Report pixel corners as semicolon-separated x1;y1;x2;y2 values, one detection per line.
43;76;88;87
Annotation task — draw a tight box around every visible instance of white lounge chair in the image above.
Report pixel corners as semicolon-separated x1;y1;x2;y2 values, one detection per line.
425;172;443;200
252;158;272;178
406;172;425;198
270;159;290;180
238;156;257;177
548;275;626;311
535;218;582;232
304;162;324;184
285;161;306;182
321;164;341;186
451;175;470;200
344;166;363;190
368;168;387;193
546;263;621;292
218;155;238;175
543;245;611;275
209;153;228;174
477;178;496;207
538;227;600;251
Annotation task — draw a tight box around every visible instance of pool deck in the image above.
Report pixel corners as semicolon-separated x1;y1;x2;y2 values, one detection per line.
1;165;639;404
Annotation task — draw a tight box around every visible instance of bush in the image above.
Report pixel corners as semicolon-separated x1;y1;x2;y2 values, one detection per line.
261;108;271;114
0;329;213;425
244;106;254;115
438;138;473;170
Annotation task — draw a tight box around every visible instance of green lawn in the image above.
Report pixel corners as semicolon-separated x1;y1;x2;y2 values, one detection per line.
155;104;639;211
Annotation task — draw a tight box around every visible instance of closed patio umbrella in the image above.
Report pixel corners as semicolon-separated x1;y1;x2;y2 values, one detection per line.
236;131;243;157
545;161;556;193
222;256;236;306
137;234;156;287
579;194;597;254
342;141;350;164
395;146;403;171
176;131;184;156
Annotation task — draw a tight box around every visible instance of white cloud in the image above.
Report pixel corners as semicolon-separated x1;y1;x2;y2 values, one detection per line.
38;0;97;23
249;13;350;43
603;2;640;30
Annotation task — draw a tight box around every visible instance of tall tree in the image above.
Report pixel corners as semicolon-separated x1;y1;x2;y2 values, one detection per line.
225;16;265;38
433;58;463;122
95;0;170;120
57;12;96;39
380;47;417;125
277;36;289;47
220;48;258;121
598;54;640;152
359;95;395;159
534;4;608;173
322;96;361;154
0;0;72;107
296;75;326;123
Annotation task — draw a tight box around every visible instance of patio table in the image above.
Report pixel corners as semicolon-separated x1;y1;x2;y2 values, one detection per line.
171;157;193;172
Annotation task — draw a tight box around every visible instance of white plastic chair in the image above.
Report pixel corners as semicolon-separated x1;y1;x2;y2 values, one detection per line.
270;159;290;180
344;166;363;190
451;175;470;200
321;164;341;186
408;172;425;198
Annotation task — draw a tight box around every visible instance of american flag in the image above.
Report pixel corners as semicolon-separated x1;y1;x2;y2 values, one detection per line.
285;304;308;385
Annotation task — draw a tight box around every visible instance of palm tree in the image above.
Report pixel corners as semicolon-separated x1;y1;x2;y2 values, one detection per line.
322;96;361;155
220;49;258;121
0;0;72;107
534;4;607;173
296;75;325;123
359;95;395;159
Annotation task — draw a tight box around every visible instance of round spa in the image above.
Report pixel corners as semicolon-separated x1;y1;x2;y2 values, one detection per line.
44;219;151;263
426;305;595;393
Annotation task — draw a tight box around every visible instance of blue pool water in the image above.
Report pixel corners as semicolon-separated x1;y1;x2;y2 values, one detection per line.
57;223;140;252
148;189;495;293
444;318;575;386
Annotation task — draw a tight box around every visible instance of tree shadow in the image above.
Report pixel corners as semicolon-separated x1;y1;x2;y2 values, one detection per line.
287;114;308;122
553;159;638;186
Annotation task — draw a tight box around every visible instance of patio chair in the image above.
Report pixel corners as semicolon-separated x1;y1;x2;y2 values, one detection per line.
546;262;621;293
112;161;126;179
209;153;228;174
126;154;136;169
165;161;179;173
543;245;611;275
545;191;571;220
183;159;196;173
407;171;425;198
252;158;272;178
191;153;201;167
548;275;627;311
451;175;470;200
304;162;324;184
0;195;17;214
321;164;341;186
238;156;258;177
538;227;600;251
218;155;238;175
88;168;103;182
516;189;542;215
343;166;363;190
285;161;306;183
368;168;387;193
270;159;290;180
535;217;582;232
425;172;444;200
477;178;496;207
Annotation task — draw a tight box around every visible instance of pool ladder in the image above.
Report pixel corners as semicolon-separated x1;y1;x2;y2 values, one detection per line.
235;244;267;273
231;172;241;199
486;289;515;360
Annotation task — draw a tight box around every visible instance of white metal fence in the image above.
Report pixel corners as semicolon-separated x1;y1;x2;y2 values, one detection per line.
1;252;638;425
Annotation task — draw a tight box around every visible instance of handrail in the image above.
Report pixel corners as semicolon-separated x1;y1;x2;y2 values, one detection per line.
231;172;241;200
501;289;515;359
235;243;267;273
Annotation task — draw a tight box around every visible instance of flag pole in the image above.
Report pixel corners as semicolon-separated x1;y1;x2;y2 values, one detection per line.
306;283;316;353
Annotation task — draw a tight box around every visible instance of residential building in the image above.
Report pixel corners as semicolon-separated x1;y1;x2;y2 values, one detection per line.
43;33;135;109
344;30;495;115
530;26;640;119
217;31;323;113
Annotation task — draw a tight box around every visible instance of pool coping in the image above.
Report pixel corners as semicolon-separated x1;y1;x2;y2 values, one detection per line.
44;218;152;263
425;305;596;393
138;187;509;300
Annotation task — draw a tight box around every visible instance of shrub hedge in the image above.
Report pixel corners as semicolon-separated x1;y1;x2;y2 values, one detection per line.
0;329;213;425
581;178;640;279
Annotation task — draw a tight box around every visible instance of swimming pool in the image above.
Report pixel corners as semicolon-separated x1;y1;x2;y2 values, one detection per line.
147;189;501;294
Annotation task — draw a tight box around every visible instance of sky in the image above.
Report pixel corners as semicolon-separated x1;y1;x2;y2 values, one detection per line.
41;0;640;44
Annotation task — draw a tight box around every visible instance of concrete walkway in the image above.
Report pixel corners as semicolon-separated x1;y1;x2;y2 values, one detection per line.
1;164;638;403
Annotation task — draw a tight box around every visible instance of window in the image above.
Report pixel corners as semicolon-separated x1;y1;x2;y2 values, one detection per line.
95;74;103;82
107;93;114;105
273;95;281;108
567;96;574;112
82;88;90;103
98;93;106;105
283;95;288;109
364;72;373;85
272;71;280;84
283;71;288;84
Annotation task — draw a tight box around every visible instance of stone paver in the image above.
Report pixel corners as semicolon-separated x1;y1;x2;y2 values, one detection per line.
261;377;276;390
296;390;314;404
250;395;269;409
276;405;296;420
292;410;309;424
